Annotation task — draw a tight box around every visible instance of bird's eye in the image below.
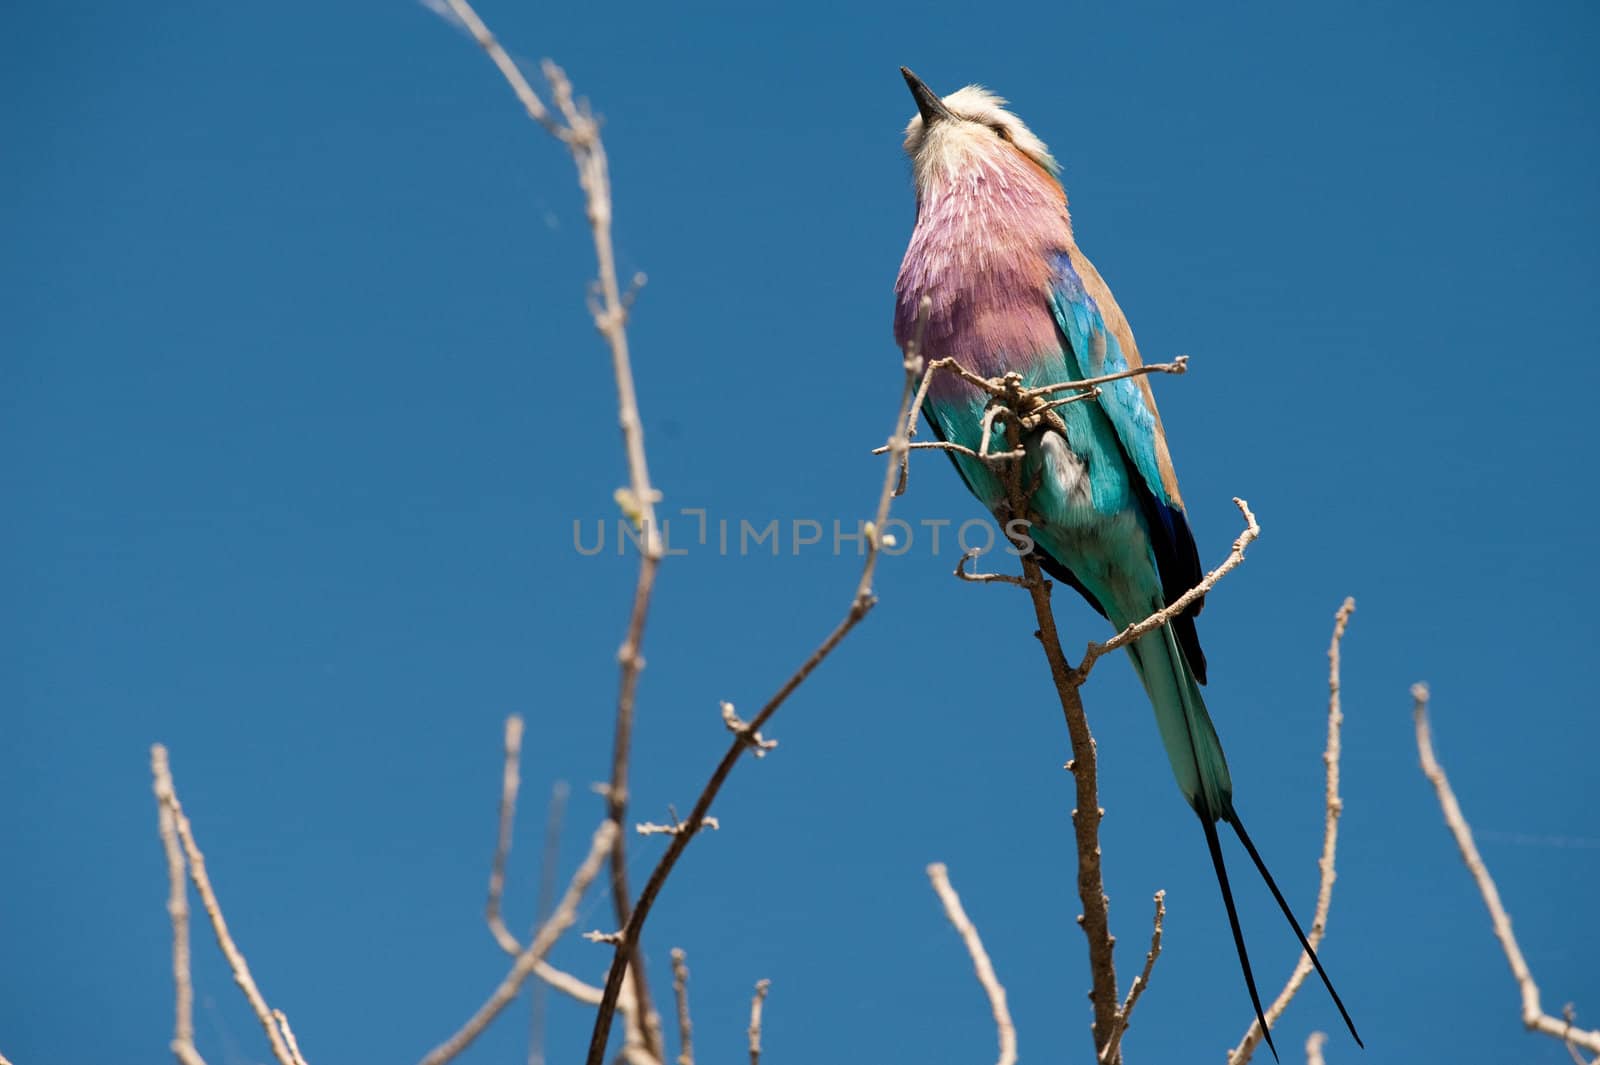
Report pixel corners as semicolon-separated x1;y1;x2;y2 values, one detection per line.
992;124;1013;142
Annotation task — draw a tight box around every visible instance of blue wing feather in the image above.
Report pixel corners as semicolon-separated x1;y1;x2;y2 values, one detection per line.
1047;251;1208;683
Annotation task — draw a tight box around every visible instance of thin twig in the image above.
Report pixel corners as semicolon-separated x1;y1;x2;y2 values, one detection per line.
1014;527;1120;1050
151;745;303;1065
1024;356;1188;397
487;714;524;955
1229;598;1356;1063
670;949;694;1065
975;379;1120;1054
436;4;666;1051
1305;1031;1328;1065
927;863;1017;1065
154;747;207;1065
955;549;1034;587
581;300;932;1065
1100;891;1166;1064
418;820;620;1065
1077;497;1259;677
472;734;604;1023
1413;684;1600;1054
747;980;772;1065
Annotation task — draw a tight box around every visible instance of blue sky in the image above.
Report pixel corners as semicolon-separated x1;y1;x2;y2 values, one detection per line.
5;1;1598;1063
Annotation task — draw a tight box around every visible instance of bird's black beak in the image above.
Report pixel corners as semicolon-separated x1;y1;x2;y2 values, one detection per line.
901;67;954;126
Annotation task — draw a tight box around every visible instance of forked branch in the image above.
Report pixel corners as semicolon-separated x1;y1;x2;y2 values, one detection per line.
150;745;307;1065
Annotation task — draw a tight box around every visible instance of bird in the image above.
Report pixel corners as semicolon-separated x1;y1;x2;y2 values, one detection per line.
891;67;1360;1058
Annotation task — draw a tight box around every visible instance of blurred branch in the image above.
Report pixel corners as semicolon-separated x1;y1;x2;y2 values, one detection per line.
1229;598;1356;1063
670;949;694;1065
487;715;525;955
472;720;651;1060
579;301;933;1064
435;1;665;1053
747;980;772;1065
1412;684;1600;1057
150;745;306;1065
419;819;620;1065
155;746;205;1065
927;863;1017;1065
1304;1031;1327;1065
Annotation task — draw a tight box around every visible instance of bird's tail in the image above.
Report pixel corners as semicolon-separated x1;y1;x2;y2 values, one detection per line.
1123;621;1362;1059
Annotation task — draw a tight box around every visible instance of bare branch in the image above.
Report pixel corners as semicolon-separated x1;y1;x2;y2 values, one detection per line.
1078;497;1259;676
1305;1031;1328;1065
1024;355;1188;397
670;950;694;1065
472;732;605;1018
1100;891;1166;1064
1014;542;1120;1047
418;820;620;1065
487;714;525;955
1413;684;1600;1055
581;301;928;1065
436;3;668;1051
747;980;772;1065
955;548;1034;588
435;0;563;137
154;746;207;1065
1230;598;1356;1063
927;863;1017;1065
151;745;304;1065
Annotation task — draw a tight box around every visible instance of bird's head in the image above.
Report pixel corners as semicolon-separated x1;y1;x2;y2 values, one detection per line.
899;67;1060;193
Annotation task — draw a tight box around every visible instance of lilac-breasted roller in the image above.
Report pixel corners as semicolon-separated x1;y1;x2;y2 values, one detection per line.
892;69;1359;1056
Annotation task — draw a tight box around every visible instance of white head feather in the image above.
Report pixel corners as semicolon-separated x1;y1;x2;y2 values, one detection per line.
902;85;1059;186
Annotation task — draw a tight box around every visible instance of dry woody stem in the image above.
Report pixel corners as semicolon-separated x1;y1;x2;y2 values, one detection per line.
670;949;694;1065
747;980;772;1065
581;301;932;1065
1099;891;1166;1064
150;745;307;1065
418;820;620;1065
437;1;671;1052
896;353;1287;1062
927;863;1017;1065
1412;684;1600;1058
1227;598;1356;1064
